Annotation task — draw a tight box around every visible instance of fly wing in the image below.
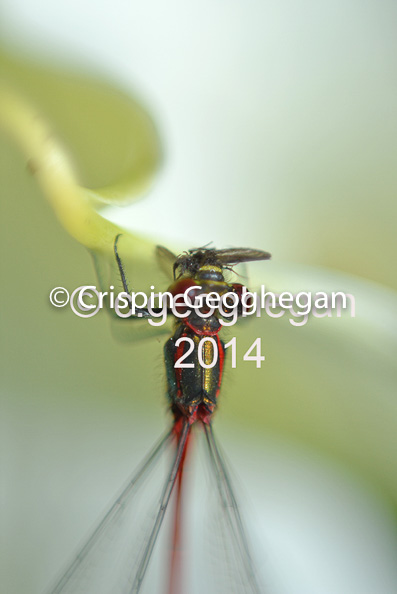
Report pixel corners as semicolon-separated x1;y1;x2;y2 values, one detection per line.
45;431;174;594
214;248;271;265
155;245;178;280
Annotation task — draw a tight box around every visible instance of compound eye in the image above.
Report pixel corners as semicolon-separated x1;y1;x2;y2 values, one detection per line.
168;279;200;314
231;283;244;299
230;283;253;314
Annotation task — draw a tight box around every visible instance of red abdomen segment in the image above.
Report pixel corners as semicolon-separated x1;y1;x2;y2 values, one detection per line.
164;323;225;424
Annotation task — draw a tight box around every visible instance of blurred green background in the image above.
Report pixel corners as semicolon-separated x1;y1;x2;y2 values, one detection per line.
1;2;397;594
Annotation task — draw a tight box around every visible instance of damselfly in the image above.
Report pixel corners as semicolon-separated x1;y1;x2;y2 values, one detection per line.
46;238;271;594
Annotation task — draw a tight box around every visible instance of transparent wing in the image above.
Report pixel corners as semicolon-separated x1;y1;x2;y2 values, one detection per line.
45;430;175;594
201;424;265;594
155;245;177;280
213;248;271;265
45;423;265;594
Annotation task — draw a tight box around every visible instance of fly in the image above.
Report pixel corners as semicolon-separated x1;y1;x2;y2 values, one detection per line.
46;238;271;594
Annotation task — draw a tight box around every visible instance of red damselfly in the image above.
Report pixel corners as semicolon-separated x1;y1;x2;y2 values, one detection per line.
46;237;271;594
